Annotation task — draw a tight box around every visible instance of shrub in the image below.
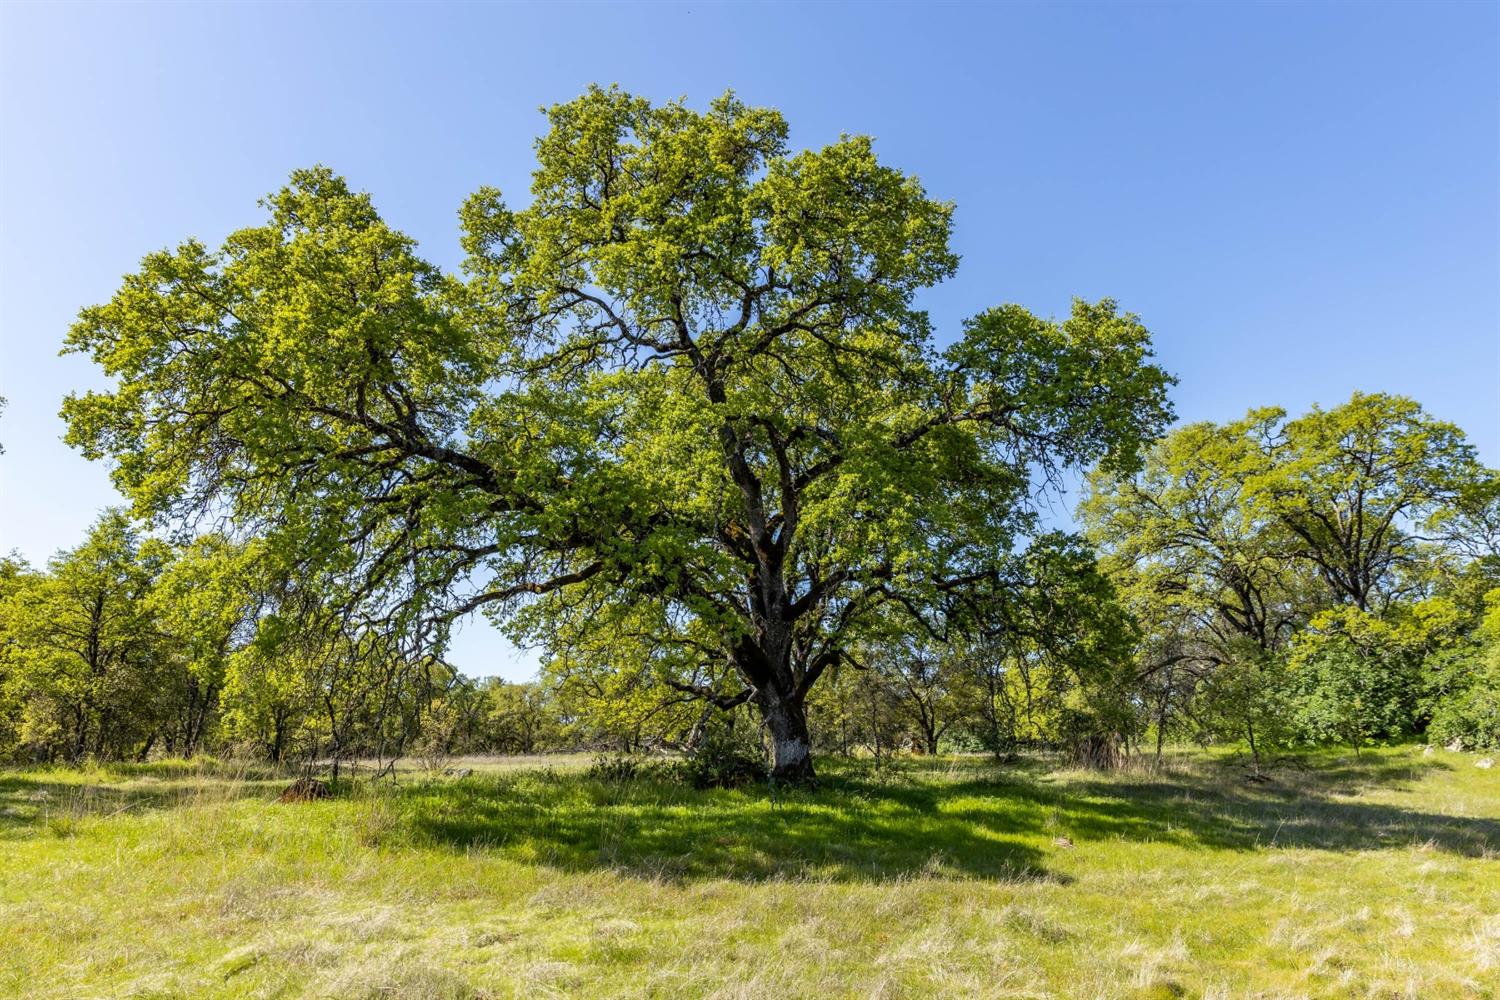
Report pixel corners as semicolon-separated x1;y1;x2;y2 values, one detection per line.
585;752;644;783
676;724;768;789
1289;613;1423;750
1427;645;1500;751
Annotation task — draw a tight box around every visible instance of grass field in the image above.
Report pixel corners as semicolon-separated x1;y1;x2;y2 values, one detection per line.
1;747;1496;999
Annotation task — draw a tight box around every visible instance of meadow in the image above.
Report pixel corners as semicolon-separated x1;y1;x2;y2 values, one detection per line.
1;747;1496;999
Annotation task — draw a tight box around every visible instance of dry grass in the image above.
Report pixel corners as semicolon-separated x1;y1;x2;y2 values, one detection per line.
1;747;1496;998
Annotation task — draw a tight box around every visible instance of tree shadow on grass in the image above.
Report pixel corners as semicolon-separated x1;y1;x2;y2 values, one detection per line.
0;770;281;838
1207;748;1456;793
3;751;1493;882
935;752;1497;859
1036;777;1498;857
396;766;1063;884
396;752;1497;883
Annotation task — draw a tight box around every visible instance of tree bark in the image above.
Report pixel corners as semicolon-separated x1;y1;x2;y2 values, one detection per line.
759;687;816;784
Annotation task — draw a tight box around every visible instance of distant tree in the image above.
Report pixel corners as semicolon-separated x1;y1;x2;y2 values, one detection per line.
537;597;735;752
1427;590;1500;750
61;88;1173;781
1083;413;1309;763
302;630;445;777
148;535;261;755
219;582;440;770
1193;641;1296;771
478;679;562;754
218;613;319;763
0;553;36;758
1;511;170;761
947;535;1141;759
1086;394;1488;760
868;637;960;756
1249;392;1478;612
805;659;867;756
1289;622;1414;752
1429;468;1500;563
1083;412;1302;657
410;676;490;762
821;654;907;764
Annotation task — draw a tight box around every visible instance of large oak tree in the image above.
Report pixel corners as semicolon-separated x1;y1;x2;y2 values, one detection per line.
63;87;1173;781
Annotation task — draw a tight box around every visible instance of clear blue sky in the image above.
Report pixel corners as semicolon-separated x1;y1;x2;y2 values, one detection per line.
2;1;1497;681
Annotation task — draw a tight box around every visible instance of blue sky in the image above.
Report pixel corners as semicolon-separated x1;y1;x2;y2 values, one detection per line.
2;1;1496;681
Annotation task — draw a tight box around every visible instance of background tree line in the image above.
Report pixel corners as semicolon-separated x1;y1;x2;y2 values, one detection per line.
3;391;1493;769
1082;391;1499;765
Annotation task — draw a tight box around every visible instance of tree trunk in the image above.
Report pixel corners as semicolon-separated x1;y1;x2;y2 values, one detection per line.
684;703;714;753
71;705;88;763
186;682;217;756
759;688;816;784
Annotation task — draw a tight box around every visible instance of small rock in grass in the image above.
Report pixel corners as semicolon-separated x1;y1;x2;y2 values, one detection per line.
1052;836;1074;849
1422;746;1435;756
276;777;331;803
452;768;473;779
1477;758;1494;770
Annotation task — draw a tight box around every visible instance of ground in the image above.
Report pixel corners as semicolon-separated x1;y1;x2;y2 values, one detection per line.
1;747;1496;999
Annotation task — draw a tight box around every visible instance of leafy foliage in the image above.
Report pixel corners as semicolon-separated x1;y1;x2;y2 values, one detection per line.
673;715;770;789
59;87;1174;779
1085;393;1495;760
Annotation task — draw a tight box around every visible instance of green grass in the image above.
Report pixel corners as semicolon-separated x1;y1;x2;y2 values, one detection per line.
1;748;1496;999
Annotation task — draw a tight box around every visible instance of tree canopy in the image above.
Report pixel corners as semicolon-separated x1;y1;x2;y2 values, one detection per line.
62;87;1175;780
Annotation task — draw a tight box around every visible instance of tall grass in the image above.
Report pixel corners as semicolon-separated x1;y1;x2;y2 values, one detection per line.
1;747;1495;998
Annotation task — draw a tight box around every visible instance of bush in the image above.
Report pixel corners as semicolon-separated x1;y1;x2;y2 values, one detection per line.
676;723;768;789
585;752;645;783
1427;646;1500;751
1289;627;1420;750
